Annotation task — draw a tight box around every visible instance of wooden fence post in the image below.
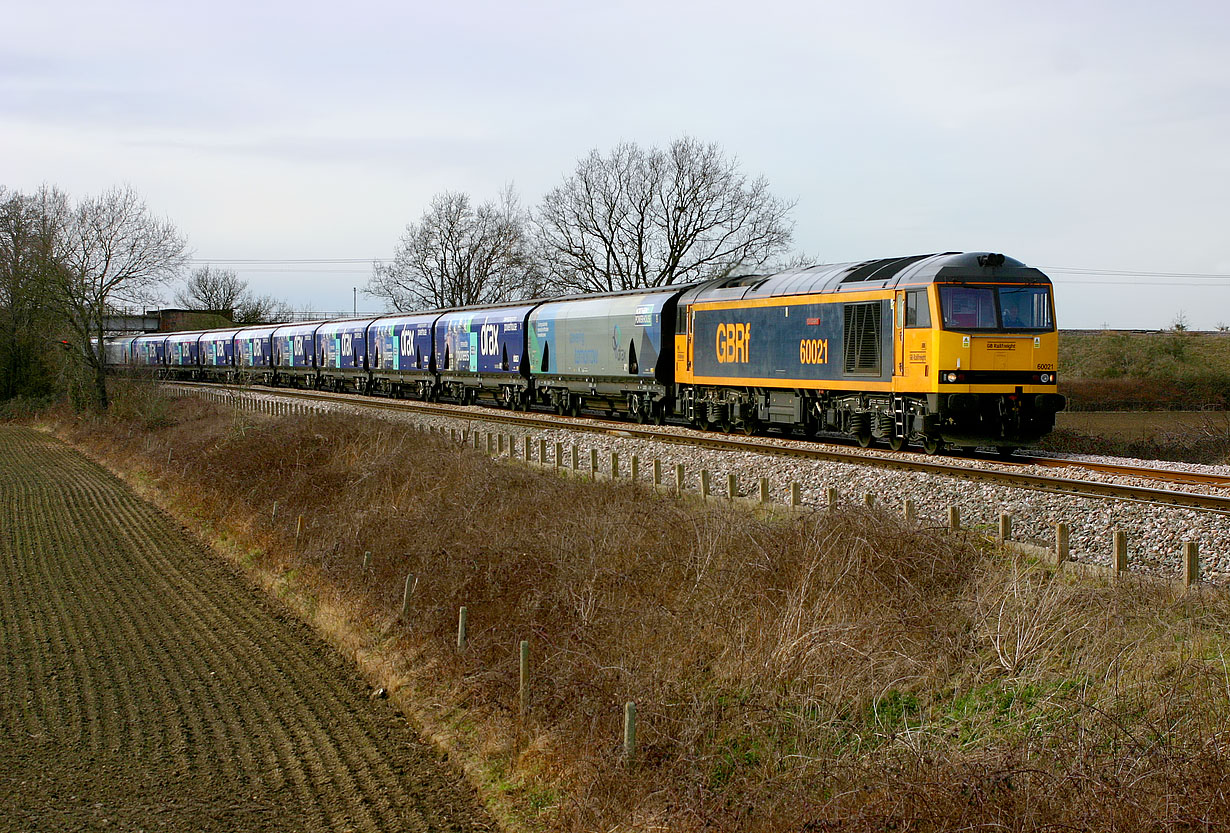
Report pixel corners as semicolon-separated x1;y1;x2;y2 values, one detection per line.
790;481;801;507
999;513;1012;544
519;640;530;715
1184;542;1200;588
759;477;769;505
1113;529;1128;576
948;506;960;531
903;499;916;524
675;464;685;495
653;459;662;487
727;473;737;501
631;455;639;482
1056;523;1069;566
624;701;637;766
700;470;711;499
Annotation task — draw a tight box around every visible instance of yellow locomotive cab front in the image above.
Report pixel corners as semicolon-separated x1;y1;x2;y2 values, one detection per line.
918;278;1065;447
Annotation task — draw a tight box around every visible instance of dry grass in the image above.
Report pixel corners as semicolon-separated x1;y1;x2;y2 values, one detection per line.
46;384;1230;831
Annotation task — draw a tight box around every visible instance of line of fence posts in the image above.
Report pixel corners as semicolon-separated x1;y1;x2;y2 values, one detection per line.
990;516;1201;588
448;596;635;764
458;428;1208;587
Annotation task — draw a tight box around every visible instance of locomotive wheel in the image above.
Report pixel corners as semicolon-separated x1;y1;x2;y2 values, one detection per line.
922;437;943;455
629;396;645;424
888;435;906;452
856;432;874;448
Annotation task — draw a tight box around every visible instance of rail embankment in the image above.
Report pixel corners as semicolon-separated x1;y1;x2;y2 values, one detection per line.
29;383;1230;832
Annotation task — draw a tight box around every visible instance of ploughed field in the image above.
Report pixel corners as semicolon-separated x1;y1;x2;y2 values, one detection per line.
0;426;490;832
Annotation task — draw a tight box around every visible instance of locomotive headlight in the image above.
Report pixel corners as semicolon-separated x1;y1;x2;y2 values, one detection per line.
944;372;959;383
1039;373;1052;383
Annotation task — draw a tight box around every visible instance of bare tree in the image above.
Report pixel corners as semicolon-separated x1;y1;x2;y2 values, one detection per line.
234;293;296;325
536;137;796;294
174;265;293;324
0;186;68;400
50;186;188;410
174;265;246;314
368;187;540;311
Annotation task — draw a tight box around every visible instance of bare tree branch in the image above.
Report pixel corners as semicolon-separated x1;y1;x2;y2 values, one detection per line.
234;293;296;325
536;137;795;294
0;186;70;399
175;265;246;313
367;187;541;312
48;186;188;410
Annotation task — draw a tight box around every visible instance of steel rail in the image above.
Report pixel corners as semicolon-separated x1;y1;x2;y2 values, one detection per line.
1011;454;1230;488
173;382;1230;515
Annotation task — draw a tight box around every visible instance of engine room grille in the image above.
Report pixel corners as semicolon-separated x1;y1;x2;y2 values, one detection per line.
843;302;882;375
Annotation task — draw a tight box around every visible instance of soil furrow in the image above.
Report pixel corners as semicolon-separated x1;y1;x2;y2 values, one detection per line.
0;426;492;833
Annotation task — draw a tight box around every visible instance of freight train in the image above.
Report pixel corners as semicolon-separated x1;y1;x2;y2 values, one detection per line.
105;252;1065;454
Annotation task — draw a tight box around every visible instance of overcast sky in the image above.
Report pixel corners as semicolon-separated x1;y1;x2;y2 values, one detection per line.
5;0;1229;328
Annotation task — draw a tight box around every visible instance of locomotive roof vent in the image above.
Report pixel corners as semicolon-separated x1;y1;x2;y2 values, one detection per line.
840;253;937;283
977;253;1006;268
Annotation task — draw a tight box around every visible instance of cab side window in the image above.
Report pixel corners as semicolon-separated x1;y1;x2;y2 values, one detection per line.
905;290;931;328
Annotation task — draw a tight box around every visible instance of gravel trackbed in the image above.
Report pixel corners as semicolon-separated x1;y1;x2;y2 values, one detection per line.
0;426;493;832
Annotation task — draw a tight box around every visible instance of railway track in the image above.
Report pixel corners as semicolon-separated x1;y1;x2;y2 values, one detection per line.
173;382;1230;516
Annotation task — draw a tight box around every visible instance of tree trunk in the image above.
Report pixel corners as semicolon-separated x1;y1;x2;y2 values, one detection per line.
93;359;108;411
91;331;109;411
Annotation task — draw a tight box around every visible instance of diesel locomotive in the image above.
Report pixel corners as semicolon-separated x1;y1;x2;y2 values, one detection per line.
106;252;1064;453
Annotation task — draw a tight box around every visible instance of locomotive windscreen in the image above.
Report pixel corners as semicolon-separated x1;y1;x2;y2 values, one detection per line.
939;285;1053;332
